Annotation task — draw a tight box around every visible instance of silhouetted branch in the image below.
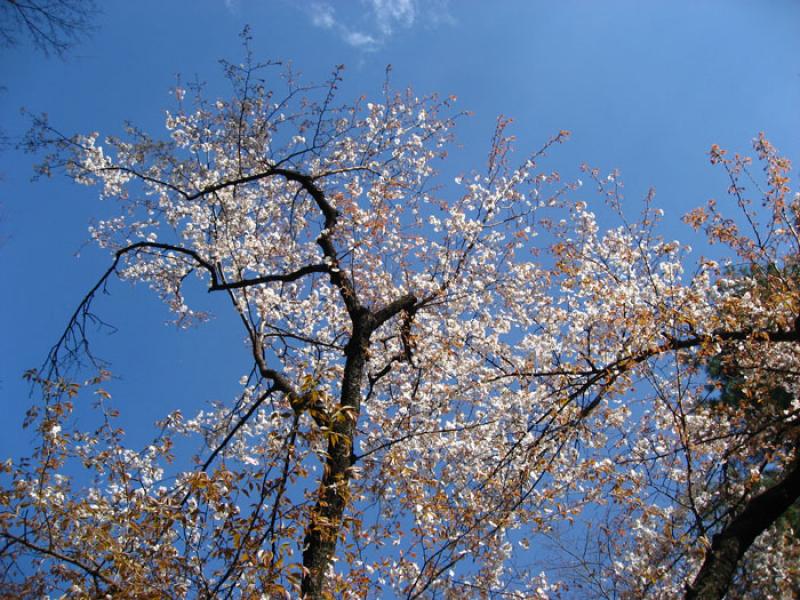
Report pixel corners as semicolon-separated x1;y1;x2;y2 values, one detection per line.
0;0;97;57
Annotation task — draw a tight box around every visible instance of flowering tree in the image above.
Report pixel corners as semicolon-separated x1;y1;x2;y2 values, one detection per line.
2;49;799;598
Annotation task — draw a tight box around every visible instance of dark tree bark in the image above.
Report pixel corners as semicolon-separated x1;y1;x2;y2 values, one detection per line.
301;317;370;598
685;455;800;600
300;297;415;598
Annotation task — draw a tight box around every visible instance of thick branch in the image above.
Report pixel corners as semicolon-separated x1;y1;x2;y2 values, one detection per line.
109;241;328;294
372;293;417;329
208;263;328;291
283;170;362;318
685;455;800;599
194;167;359;313
116;240;218;274
168;165;361;315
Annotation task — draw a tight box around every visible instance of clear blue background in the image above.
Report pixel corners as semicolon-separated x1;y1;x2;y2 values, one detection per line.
2;0;799;470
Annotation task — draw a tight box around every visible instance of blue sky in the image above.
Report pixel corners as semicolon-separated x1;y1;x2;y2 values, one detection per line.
1;0;799;466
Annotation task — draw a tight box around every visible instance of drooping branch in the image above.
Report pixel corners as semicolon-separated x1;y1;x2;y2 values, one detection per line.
182;164;365;225
45;239;331;377
40;240;211;375
44;253;118;376
114;241;218;279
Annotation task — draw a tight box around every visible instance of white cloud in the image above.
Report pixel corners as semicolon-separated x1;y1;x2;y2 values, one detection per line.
310;2;336;29
368;0;416;35
303;0;451;51
304;2;377;50
344;30;379;49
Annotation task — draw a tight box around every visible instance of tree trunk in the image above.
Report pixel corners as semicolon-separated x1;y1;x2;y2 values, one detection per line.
685;455;800;600
301;322;369;599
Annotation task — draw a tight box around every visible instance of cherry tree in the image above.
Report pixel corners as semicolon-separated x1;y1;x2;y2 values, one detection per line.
2;47;798;598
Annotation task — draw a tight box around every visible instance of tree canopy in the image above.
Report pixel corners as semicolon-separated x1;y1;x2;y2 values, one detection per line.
2;50;799;599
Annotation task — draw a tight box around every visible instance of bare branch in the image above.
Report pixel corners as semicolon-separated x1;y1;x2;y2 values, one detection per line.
1;532;114;589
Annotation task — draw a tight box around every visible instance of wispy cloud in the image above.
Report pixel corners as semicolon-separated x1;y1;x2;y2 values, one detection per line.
369;0;416;35
303;0;452;51
310;2;336;29
343;30;379;49
223;0;241;15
